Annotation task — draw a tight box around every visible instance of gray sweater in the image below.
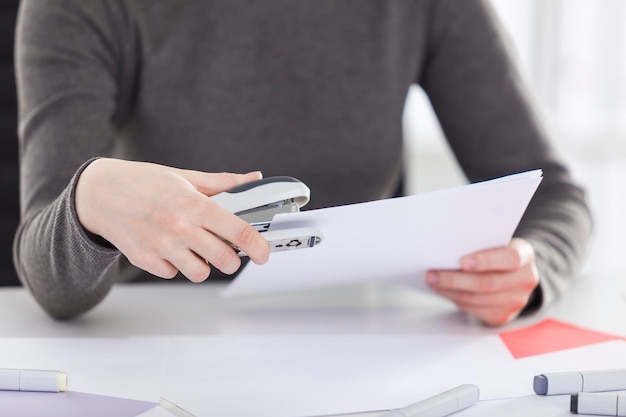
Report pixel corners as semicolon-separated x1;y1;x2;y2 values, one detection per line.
14;0;592;319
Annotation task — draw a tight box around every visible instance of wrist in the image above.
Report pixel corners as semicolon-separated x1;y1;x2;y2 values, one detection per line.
75;157;109;237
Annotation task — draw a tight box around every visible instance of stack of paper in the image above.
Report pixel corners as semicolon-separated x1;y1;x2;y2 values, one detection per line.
223;170;543;297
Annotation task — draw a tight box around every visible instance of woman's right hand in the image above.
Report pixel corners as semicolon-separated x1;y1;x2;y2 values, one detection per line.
75;158;270;282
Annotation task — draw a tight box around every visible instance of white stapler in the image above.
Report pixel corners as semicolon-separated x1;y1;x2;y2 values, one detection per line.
211;176;323;256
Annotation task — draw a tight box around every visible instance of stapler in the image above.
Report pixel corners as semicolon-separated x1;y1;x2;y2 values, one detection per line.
211;176;323;256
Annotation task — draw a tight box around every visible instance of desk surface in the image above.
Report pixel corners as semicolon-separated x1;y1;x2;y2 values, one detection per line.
1;272;625;417
2;272;625;337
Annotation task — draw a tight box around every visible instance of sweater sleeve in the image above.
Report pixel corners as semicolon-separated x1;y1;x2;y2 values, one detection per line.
13;0;129;319
419;0;593;312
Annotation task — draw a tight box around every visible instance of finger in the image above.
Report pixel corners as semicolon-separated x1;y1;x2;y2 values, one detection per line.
124;210;236;282
460;238;534;272
180;170;263;197
185;227;243;276
434;287;525;326
426;269;530;294
435;287;528;311
165;248;215;283
199;201;270;265
126;253;179;280
144;212;243;280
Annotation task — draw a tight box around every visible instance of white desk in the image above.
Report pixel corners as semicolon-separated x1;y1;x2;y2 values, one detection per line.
1;272;625;417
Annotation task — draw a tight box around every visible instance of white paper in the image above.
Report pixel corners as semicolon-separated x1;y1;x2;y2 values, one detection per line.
2;333;624;417
160;334;504;417
0;338;169;402
223;170;542;297
160;336;626;417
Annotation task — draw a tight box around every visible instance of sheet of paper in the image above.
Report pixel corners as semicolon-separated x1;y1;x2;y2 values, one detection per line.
223;170;542;297
0;338;169;402
160;334;505;417
160;334;626;417
500;318;626;359
0;391;158;417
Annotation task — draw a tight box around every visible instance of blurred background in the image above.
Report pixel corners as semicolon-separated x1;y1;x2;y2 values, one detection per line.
403;0;626;276
0;1;623;285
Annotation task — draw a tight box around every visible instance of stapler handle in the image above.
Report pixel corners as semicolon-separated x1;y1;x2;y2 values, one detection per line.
211;176;323;256
211;176;310;215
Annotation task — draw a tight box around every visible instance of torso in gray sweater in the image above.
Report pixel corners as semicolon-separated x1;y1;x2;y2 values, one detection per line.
14;0;592;318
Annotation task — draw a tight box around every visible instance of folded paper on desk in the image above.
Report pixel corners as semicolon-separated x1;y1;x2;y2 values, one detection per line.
223;169;542;298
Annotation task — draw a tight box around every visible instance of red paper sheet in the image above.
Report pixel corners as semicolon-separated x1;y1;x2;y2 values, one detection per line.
499;318;625;359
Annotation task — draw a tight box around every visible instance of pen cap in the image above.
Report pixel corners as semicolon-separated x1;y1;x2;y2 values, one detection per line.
582;369;626;392
20;370;67;392
575;393;619;416
457;384;480;410
58;371;68;392
543;372;583;395
0;369;20;390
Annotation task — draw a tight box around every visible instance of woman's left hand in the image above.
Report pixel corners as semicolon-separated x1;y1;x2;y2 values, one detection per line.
425;238;539;326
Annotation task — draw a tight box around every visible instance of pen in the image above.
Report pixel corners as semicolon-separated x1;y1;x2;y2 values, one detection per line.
570;392;626;416
380;384;479;417
0;368;68;392
533;369;626;395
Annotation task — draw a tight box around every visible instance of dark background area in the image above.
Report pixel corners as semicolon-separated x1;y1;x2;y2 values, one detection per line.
0;1;21;286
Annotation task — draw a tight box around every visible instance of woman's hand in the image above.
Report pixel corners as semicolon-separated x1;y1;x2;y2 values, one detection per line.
425;238;539;326
75;158;270;282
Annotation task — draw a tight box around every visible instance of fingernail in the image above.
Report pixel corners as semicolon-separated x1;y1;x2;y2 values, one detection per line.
244;171;263;179
461;257;477;270
426;271;439;285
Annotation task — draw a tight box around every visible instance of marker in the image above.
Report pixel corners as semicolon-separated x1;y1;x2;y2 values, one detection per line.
533;369;626;395
0;368;68;392
571;392;626;416
380;384;479;417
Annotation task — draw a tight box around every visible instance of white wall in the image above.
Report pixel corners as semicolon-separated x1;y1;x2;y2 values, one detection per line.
402;0;626;275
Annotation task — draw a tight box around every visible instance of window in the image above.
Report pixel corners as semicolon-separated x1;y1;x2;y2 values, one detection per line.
403;0;626;274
